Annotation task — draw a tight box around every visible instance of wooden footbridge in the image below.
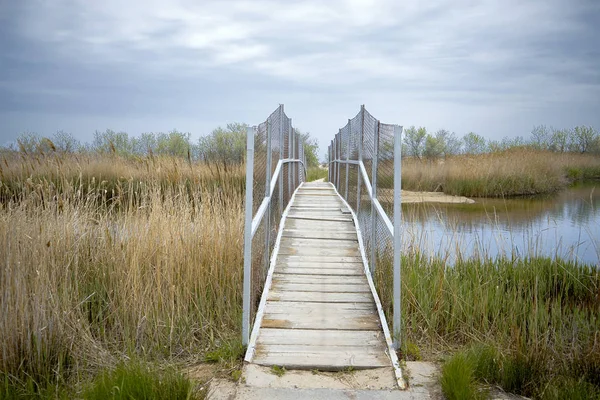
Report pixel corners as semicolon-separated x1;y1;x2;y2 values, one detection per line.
241;106;404;388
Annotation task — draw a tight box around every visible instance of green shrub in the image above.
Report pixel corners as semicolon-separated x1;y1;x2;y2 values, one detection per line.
441;352;485;400
84;361;195;400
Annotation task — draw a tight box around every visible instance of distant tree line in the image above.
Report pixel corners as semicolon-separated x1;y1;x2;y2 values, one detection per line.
403;125;600;160
4;123;321;168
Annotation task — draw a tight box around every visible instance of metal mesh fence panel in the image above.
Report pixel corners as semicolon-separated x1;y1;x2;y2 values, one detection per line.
373;211;394;329
242;105;307;345
350;111;361;161
250;211;267;327
326;106;401;340
346;164;358;211
269;112;281;177
362;110;378;183
357;178;373;260
253;122;268;215
377;123;395;218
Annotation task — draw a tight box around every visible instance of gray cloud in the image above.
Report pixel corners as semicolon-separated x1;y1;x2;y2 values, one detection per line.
1;0;599;150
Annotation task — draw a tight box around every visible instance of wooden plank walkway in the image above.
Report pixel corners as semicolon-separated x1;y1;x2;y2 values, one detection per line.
246;181;395;372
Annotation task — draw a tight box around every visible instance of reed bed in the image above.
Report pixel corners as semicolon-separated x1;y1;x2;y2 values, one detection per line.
1;151;599;398
1;153;244;397
373;253;600;398
401;148;600;197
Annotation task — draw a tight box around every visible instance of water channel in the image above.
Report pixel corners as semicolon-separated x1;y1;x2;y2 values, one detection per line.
401;182;600;266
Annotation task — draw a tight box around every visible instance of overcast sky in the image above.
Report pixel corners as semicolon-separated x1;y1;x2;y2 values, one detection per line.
1;0;599;155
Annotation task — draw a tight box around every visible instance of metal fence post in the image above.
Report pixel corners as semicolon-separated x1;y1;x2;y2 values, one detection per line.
345;120;350;201
356;106;364;213
370;121;380;275
292;129;296;191
264;120;272;275
242;126;255;346
278;106;284;216
336;131;341;191
333;134;338;189
331;138;335;187
288;119;293;200
328;144;331;182
392;125;403;349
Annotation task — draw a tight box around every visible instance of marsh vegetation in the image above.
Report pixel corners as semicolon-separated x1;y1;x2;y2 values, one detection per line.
1;125;599;398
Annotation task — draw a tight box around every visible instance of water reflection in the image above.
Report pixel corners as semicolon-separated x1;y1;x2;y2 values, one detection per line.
401;182;600;265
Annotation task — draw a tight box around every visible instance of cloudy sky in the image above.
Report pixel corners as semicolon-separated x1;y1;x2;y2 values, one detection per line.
1;0;599;155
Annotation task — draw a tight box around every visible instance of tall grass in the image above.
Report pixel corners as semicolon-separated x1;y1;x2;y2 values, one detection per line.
306;166;328;182
374;254;600;398
0;154;245;395
2;150;599;398
401;148;600;197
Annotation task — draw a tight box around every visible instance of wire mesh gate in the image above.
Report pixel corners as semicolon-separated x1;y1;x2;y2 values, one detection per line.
242;105;306;346
328;105;403;348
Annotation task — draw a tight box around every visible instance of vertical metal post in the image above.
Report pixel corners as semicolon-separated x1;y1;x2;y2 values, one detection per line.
292;130;296;190
333;136;337;188
242;126;255;346
328;144;331;182
356;106;364;213
331;139;335;187
370;121;380;275
278;106;284;216
336;131;341;191
288;119;293;200
392;125;403;349
345;120;350;201
264;120;272;275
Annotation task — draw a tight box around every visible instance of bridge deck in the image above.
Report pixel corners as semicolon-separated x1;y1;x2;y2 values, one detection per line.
248;182;393;370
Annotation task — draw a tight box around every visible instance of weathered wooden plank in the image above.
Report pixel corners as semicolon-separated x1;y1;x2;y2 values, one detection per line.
263;301;375;314
277;246;361;257
290;208;341;212
253;351;390;370
268;290;374;303
287;213;352;221
279;238;358;248
282;231;358;240
276;267;363;276
277;255;363;263
256;328;385;347
277;262;364;270
285;218;353;226
271;282;371;293
272;274;367;285
247;182;394;373
261;314;380;330
287;216;354;223
292;202;343;206
256;344;386;355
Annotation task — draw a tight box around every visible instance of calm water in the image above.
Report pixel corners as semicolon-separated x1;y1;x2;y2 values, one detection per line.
401;182;600;266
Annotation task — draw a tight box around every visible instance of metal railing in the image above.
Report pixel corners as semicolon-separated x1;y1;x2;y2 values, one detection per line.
328;105;403;348
242;105;306;345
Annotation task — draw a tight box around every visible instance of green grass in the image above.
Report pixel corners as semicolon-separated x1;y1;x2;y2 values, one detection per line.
306;166;328;182
84;361;197;400
441;344;600;400
441;352;484;400
270;366;286;377
373;255;600;398
0;374;71;400
204;338;245;368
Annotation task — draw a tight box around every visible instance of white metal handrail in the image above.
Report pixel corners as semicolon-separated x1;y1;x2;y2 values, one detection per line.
327;105;403;348
242;105;306;346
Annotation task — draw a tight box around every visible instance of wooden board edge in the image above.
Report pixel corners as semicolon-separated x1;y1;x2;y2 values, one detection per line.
331;183;407;390
244;182;305;363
